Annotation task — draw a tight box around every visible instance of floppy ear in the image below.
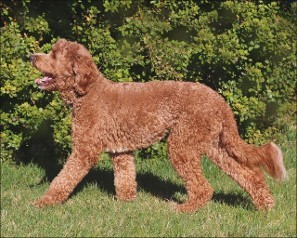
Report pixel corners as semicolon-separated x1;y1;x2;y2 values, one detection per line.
52;38;68;52
72;48;98;96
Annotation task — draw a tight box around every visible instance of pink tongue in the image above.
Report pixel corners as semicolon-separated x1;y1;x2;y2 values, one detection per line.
35;76;51;85
35;78;41;84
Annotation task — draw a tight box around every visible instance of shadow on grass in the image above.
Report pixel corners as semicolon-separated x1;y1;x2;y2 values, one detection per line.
73;167;115;197
31;160;252;210
19;121;252;210
26;157;252;210
71;169;186;203
137;172;185;202
25;159;252;210
213;192;254;210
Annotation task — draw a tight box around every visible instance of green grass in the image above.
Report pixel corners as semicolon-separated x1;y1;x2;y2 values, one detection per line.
1;140;296;237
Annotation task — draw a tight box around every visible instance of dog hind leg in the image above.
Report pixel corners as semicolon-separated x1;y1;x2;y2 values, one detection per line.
167;134;214;212
208;147;275;210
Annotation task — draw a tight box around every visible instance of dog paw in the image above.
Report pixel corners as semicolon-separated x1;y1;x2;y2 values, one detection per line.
253;195;275;211
116;194;137;202
33;196;60;208
172;199;208;213
255;200;275;211
174;203;197;213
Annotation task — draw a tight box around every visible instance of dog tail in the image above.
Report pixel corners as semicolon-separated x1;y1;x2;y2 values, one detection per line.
221;125;288;182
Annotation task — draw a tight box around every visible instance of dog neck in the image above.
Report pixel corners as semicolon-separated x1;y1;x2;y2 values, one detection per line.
60;89;79;106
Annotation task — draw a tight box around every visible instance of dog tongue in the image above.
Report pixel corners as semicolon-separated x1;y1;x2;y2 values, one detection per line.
35;76;52;85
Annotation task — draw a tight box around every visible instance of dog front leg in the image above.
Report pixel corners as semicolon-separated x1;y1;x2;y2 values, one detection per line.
34;147;100;207
112;152;137;201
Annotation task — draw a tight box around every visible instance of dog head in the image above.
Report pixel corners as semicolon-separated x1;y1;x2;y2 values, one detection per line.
30;39;99;96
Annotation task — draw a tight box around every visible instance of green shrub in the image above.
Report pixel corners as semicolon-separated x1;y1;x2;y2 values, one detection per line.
0;2;71;162
1;0;295;163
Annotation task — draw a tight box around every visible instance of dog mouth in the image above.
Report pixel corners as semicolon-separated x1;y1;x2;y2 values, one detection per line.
35;75;55;89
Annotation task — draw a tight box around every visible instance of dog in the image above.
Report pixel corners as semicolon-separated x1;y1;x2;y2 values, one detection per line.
30;39;287;212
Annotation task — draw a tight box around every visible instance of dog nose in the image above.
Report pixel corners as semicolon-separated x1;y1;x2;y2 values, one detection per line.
29;55;36;62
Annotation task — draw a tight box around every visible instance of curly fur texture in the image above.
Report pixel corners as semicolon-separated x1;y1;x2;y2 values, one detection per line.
30;39;287;212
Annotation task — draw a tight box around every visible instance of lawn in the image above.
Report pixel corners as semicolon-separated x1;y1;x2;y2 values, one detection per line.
1;139;296;237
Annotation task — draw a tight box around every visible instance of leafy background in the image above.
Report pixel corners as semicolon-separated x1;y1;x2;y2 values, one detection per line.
1;0;296;163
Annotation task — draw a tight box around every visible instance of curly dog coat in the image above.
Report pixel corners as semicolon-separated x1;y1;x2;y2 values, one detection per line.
30;39;287;212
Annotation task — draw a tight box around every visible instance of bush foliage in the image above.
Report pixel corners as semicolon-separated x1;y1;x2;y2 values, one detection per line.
1;0;296;162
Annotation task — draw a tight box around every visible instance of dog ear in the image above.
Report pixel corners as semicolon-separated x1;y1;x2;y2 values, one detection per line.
52;39;68;52
73;52;97;96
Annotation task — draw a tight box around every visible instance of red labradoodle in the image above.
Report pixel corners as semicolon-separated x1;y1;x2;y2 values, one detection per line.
30;39;287;212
